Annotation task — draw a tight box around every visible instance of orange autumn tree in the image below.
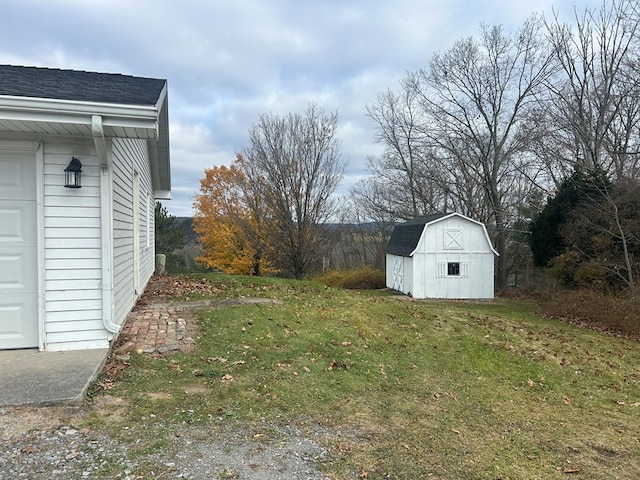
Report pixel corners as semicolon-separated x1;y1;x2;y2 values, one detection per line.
193;159;276;275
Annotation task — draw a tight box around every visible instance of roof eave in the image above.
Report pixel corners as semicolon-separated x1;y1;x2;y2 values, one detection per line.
0;94;160;137
0;87;171;196
148;84;171;194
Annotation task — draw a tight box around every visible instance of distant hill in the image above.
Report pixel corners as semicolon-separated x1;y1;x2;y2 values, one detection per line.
172;218;393;243
168;217;392;272
174;217;198;246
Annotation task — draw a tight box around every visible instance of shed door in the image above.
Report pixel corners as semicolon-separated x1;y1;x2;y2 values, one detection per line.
0;152;38;349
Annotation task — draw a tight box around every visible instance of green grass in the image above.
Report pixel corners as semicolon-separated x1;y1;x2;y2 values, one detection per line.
95;275;640;479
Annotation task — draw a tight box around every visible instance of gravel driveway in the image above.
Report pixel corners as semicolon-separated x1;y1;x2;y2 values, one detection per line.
0;404;331;479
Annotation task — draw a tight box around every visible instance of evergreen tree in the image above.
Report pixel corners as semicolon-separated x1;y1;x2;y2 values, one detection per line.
529;169;608;267
155;202;185;254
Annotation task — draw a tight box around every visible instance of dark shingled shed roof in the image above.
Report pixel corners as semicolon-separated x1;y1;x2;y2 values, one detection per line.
385;213;449;256
0;65;166;106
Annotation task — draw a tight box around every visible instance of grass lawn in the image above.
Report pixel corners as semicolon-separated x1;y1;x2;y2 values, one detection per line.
92;275;640;479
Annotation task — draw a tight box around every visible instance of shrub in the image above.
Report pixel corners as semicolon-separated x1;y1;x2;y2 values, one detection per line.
548;250;581;286
315;267;386;290
540;288;640;338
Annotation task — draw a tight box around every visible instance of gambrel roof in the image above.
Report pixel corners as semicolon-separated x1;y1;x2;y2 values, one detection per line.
385;214;449;256
0;65;170;196
385;212;498;257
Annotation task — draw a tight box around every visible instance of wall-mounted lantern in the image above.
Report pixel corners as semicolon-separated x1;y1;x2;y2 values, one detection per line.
64;157;82;188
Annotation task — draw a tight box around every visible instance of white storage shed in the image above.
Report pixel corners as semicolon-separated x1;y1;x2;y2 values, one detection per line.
385;213;498;299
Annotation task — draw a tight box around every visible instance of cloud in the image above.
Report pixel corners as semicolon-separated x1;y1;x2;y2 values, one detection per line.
0;0;593;217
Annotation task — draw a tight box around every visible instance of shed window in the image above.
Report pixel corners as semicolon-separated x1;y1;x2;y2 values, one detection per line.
447;262;460;276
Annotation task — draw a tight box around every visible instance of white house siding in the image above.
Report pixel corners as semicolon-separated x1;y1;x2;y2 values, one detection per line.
111;138;155;329
42;139;109;351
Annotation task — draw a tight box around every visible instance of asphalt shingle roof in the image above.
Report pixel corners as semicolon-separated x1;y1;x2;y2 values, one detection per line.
0;65;166;106
385;213;449;256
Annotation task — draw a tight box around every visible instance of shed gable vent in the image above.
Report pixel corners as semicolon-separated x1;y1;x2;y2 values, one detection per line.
444;229;463;249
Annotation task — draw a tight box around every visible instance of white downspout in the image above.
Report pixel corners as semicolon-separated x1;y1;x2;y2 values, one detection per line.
93;115;119;335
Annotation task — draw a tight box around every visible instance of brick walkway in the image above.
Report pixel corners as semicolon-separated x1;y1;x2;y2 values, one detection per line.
114;276;280;356
116;302;199;355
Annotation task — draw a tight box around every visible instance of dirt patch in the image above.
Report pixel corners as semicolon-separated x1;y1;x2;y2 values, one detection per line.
0;405;87;442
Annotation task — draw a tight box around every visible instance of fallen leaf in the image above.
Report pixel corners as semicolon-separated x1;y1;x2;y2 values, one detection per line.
65;451;80;460
207;356;227;363
328;359;350;370
563;467;582;473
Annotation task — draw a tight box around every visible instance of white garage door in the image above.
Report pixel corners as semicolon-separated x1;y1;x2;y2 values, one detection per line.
0;152;38;349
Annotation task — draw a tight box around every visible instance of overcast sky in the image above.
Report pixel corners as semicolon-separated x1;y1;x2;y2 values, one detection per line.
1;0;592;217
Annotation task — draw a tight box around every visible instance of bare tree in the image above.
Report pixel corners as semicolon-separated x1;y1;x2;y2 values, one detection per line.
366;86;448;218
544;0;640;180
411;17;558;288
241;104;345;279
334;189;396;269
536;1;640;294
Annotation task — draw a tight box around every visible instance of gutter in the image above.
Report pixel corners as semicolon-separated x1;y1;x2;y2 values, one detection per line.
0;95;159;138
93;115;120;335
